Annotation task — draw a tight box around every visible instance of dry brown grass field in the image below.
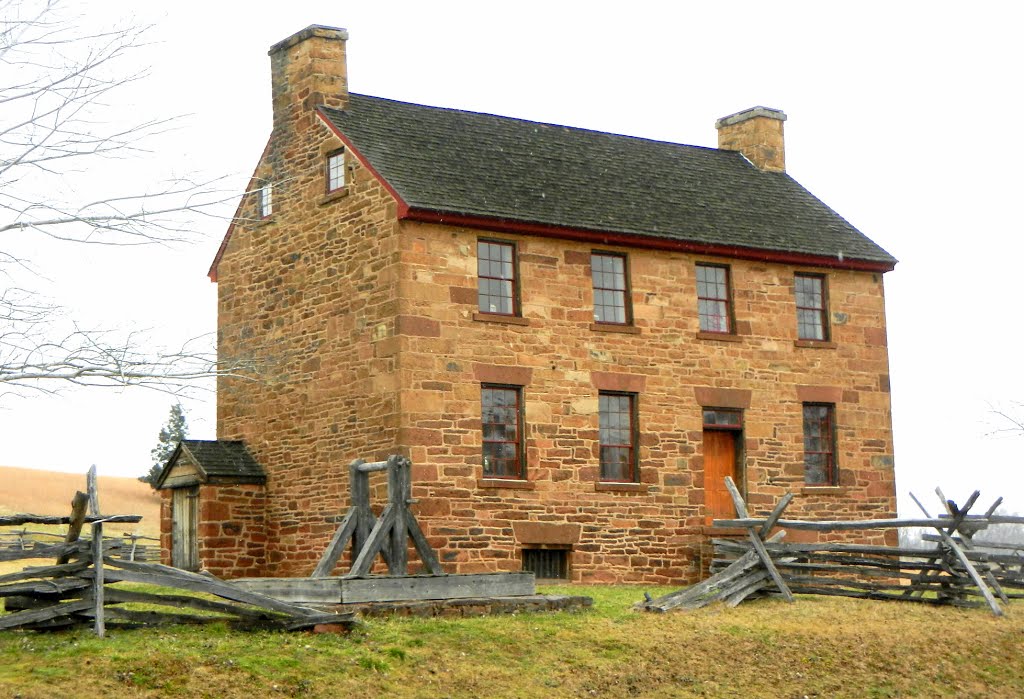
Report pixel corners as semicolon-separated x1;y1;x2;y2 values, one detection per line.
0;465;161;575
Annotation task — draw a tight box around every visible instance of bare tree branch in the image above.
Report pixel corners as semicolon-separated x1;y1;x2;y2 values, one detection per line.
0;0;255;399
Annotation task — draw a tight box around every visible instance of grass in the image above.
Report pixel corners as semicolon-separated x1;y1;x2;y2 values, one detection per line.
1;586;1022;697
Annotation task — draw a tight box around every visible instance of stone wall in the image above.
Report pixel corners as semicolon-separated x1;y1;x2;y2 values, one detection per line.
394;221;896;583
213;29;402;577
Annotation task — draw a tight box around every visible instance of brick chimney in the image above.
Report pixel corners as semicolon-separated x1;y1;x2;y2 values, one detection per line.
715;106;787;173
268;25;349;127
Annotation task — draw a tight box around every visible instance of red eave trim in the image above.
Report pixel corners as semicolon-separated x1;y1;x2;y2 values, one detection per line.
401;208;896;273
315;107;410;218
208;137;273;283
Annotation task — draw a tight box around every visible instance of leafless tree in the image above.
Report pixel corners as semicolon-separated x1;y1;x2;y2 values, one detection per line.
0;0;251;398
989;401;1024;437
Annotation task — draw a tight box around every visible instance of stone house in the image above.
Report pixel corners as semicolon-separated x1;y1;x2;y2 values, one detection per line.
158;25;898;584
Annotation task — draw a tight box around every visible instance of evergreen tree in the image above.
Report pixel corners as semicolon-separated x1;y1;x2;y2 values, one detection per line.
140;403;188;487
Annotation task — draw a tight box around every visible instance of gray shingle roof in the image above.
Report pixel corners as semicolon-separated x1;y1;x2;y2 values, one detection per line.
321;94;896;267
179;440;265;484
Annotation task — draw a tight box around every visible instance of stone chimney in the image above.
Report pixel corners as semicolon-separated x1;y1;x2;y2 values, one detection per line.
715;106;787;172
268;25;349;127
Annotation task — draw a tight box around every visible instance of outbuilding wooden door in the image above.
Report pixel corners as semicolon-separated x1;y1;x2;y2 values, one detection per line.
171;486;199;571
704;431;738;523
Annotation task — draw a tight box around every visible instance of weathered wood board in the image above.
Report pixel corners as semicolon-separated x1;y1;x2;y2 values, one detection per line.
234;572;536;604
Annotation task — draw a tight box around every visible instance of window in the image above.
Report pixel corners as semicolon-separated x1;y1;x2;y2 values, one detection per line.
477;240;517;315
702;408;742;430
326;149;345;192
696;264;732;333
795;274;829;341
481;385;523;478
591;253;630;324
522;548;569;580
599;392;636;482
257;183;273;218
803;404;837;485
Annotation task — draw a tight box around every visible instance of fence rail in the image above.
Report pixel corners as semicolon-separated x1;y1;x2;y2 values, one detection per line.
642;480;1021;616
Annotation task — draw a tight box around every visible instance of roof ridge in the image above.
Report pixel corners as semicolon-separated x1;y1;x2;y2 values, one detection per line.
327;93;732;156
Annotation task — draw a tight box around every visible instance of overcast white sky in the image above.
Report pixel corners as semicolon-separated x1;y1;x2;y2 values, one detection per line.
2;1;1022;517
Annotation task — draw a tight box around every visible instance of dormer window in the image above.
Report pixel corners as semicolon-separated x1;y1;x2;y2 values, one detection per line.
327;149;346;192
258;184;273;218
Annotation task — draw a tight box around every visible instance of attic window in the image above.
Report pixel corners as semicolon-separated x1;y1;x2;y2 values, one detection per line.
327;149;345;192
258;184;273;218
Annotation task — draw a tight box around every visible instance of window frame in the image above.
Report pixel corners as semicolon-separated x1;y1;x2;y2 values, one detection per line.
598;391;638;483
802;403;838;485
326;149;346;193
795;273;830;341
257;183;273;219
696;263;735;334
702;408;743;431
476;239;520;317
481;384;525;480
591;251;632;326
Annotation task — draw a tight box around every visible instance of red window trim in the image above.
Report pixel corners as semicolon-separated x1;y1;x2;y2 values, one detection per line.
696;263;734;334
481;384;525;480
795;272;830;342
802;402;838;486
591;251;632;326
599;391;638;483
326;148;346;193
477;239;520;317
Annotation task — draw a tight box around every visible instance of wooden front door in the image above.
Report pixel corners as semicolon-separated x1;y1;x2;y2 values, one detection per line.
171;486;199;571
704;430;738;523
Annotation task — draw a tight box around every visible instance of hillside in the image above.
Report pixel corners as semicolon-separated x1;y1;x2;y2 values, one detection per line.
0;465;161;538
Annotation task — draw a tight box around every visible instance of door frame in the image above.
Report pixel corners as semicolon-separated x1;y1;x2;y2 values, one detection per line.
171;485;200;571
701;408;745;523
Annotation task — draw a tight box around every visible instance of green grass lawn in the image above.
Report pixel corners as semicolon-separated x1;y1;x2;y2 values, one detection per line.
1;585;1022;698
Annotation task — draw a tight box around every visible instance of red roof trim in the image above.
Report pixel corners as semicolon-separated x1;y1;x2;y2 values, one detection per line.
208;137;273;282
316;107;410;217
401;208;896;273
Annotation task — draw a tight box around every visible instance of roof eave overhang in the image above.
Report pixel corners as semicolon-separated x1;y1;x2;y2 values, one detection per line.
315;108;411;217
401;207;897;273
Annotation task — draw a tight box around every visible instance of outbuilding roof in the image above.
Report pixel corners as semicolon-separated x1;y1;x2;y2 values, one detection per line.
319;94;896;270
155;440;266;489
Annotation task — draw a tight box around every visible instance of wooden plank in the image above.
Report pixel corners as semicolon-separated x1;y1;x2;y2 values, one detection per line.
712;517;986;530
758;492;794;539
103;588;300;620
233;578;344;604
724;477;793;603
0;515;141;526
644;531;786;611
388;456;409;576
310;510;357;578
0;562;89;584
0;598;94;631
56;492;88;565
911;492;1003;616
98;559;323;617
407;515;444;575
87;465;100;517
348;504;396;577
91;521;105;637
339;572;535;604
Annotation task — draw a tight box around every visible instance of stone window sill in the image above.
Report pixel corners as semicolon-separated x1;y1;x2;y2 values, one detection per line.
252;216;275;228
696;331;742;343
594;482;648;494
473;313;531;327
590;323;641;335
319;187;350;206
477;478;535;490
794;340;837;349
801;486;849;496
